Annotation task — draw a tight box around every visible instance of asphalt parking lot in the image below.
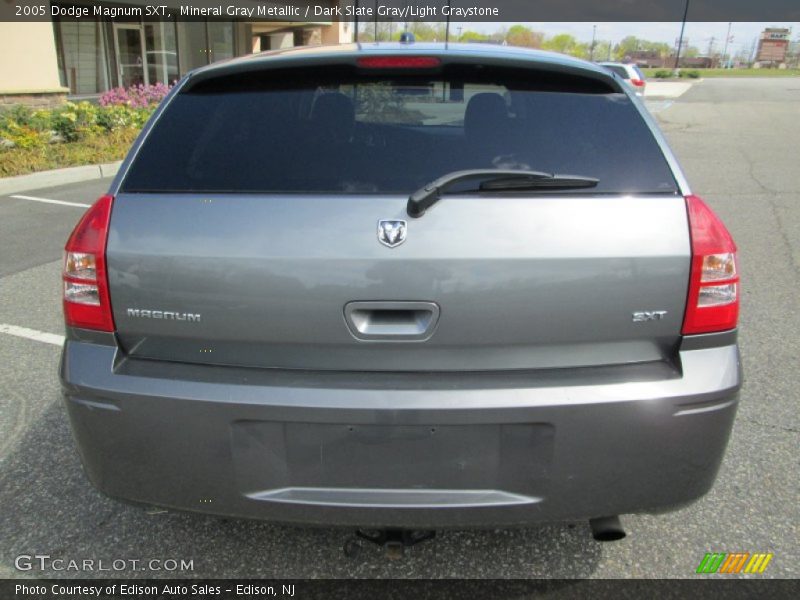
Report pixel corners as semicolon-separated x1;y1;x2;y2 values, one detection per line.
1;78;798;579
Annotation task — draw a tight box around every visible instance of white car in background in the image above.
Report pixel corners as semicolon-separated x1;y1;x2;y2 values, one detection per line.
599;62;647;96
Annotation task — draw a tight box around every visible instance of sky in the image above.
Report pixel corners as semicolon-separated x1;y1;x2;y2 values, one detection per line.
459;22;799;54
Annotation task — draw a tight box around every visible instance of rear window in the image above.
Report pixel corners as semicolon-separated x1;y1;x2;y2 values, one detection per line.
121;66;677;195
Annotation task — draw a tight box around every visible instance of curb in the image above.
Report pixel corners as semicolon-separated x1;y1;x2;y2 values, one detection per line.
0;161;121;196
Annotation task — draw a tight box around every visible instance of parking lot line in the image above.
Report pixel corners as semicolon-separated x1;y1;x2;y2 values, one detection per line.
0;323;64;346
8;194;90;208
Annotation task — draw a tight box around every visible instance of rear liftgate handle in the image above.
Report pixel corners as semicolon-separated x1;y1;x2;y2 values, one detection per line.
343;301;440;342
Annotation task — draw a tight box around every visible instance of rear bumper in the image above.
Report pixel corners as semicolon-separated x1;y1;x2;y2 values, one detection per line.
60;336;741;528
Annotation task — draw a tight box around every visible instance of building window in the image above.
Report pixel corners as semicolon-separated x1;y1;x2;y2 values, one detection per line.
178;21;236;73
208;22;235;63
54;20;111;95
144;22;179;85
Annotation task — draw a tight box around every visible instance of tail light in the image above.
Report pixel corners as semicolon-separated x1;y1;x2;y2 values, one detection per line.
682;194;739;335
62;194;115;332
631;78;645;87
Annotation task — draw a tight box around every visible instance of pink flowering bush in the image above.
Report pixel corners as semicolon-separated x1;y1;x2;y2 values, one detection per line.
99;82;173;108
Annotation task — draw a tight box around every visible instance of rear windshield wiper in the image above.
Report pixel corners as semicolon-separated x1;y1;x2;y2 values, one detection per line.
407;169;599;217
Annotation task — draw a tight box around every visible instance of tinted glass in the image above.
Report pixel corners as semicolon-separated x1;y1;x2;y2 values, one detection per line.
122;68;677;195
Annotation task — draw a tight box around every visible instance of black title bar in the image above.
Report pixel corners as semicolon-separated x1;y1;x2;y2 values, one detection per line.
2;0;800;23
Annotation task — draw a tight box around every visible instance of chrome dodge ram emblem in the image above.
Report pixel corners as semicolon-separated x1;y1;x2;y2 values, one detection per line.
377;219;407;248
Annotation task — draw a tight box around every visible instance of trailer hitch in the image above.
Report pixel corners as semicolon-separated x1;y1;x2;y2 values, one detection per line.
344;529;436;559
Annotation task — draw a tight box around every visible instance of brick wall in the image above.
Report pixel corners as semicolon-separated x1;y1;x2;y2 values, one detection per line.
0;92;68;109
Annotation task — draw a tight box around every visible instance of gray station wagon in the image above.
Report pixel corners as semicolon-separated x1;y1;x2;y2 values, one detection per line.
60;43;741;543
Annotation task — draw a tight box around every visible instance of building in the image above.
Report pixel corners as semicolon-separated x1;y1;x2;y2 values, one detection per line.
755;27;791;68
626;51;714;69
0;1;352;107
624;50;662;68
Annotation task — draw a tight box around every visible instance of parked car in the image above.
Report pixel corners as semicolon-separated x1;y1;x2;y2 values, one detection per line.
599;61;648;96
60;44;740;541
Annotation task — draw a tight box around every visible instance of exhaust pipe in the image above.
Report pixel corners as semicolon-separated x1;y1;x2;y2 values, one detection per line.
589;516;626;542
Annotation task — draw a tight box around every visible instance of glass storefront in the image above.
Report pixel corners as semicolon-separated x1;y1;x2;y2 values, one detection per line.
53;1;186;94
55;17;180;93
51;3;258;96
111;20;180;88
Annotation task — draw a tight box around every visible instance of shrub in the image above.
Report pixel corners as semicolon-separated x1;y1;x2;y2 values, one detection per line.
95;104;151;131
681;70;701;79
50;102;103;142
0;121;50;149
0;83;165;173
0;128;140;177
654;70;672;78
99;82;172;108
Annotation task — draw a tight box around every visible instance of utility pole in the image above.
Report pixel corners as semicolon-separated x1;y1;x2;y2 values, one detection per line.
444;0;451;45
590;25;597;61
707;36;716;59
674;0;690;73
608;40;612;61
353;0;360;43
721;22;732;68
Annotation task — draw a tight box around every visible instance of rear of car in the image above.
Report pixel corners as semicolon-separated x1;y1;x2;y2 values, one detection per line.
599;62;647;96
60;45;740;529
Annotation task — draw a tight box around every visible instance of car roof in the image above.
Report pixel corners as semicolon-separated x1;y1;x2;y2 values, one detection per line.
187;42;622;90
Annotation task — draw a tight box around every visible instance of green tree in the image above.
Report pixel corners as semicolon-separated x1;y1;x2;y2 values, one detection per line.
505;24;544;49
614;36;673;61
615;35;642;59
542;34;579;55
458;30;490;43
592;40;612;61
542;34;589;59
683;46;700;58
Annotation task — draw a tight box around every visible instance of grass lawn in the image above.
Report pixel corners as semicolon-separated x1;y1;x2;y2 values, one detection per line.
642;68;800;78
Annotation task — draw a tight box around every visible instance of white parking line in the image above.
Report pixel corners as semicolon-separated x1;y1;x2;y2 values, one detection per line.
0;323;64;346
8;194;90;208
645;100;675;114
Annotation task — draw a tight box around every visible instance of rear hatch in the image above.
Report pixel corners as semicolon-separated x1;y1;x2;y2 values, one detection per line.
107;57;689;372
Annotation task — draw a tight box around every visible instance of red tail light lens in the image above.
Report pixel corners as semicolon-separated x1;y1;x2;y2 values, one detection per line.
682;195;739;335
63;194;115;331
631;78;645;87
357;56;441;69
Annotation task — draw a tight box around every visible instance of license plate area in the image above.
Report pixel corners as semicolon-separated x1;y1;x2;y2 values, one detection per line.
232;422;554;496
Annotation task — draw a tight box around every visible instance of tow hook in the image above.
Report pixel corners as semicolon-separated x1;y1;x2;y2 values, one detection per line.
344;529;436;559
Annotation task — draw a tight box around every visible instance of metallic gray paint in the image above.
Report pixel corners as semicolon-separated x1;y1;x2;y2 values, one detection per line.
63;44;740;527
106;194;690;371
61;340;740;527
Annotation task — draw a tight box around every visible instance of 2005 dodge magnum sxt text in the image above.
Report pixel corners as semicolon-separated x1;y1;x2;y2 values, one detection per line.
59;44;741;541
